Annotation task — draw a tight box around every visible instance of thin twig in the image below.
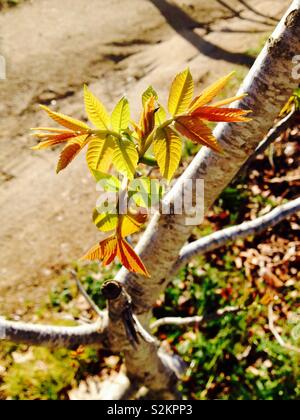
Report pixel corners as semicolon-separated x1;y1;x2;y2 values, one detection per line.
268;303;300;354
173;197;300;274
151;306;239;330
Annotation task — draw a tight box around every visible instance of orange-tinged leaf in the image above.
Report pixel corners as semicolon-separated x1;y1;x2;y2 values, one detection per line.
117;238;150;277
175;116;222;153
153;127;182;182
212;93;247;108
191;106;251;122
111;96;130;133
100;236;118;265
31;132;76;150
81;243;102;261
189;72;235;111
84;85;110;129
40;105;89;132
86;135;115;173
57;135;90;173
81;236;118;266
119;211;148;237
139;96;156;140
168;68;194;116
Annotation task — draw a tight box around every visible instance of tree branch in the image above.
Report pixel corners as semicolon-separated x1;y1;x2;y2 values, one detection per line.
0;316;108;348
173;197;300;272
151;306;239;330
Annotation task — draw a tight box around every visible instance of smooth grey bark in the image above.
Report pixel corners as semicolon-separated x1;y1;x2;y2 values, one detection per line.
0;317;108;348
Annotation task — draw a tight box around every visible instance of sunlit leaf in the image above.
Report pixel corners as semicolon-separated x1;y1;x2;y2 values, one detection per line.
189;72;235;111
139;96;156;140
31;132;76;150
156;103;167;126
175;116;222;153
142;86;158;106
92;170;121;192
168;68;194;116
153;127;182;182
93;208;118;232
111;96;130;133
84;85;110;129
117;238;150;277
40;105;89;132
81;243;103;261
129;177;162;208
119;211;148;237
57;135;90;173
112;138;139;180
191;106;251;122
212;93;247;108
86;135;115;173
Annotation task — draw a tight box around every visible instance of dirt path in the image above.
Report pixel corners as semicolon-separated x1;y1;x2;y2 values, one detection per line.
0;0;289;314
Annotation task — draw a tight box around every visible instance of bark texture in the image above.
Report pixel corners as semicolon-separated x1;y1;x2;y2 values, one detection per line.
0;317;108;348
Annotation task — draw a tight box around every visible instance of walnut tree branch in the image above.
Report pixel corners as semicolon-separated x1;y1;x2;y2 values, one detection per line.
173;197;300;273
151;306;239;330
0;316;108;349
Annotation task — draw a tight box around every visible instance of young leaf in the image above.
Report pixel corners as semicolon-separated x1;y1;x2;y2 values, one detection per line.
129;178;162;208
156;103;167;126
119;211;148;237
31;132;76;150
111;97;130;133
168;68;194;116
175;116;222;153
84;85;110;129
57;135;90;173
189;72;235;111
212;93;247;108
93;209;119;232
117;237;150;277
92;170;121;192
142;86;158;106
139;96;156;140
40;105;89;132
82;236;118;266
86;135;115;173
153;127;182;182
112;138;139;180
191;106;251;122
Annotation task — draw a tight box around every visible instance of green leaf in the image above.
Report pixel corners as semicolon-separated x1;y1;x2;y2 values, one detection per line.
142;86;158;106
153;127;182;182
129;177;163;208
86;135;115;173
111;97;130;133
92;170;121;192
93;209;118;232
112;138;139;180
168;68;194;116
84;85;110;129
